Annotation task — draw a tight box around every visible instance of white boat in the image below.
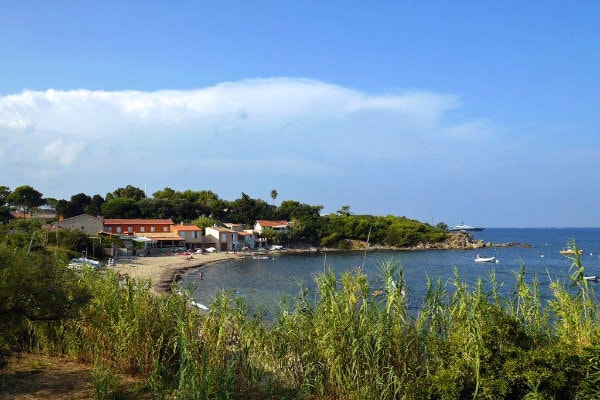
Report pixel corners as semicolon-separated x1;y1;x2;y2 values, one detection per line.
450;223;484;232
475;255;496;263
584;276;600;282
559;248;583;256
68;257;101;270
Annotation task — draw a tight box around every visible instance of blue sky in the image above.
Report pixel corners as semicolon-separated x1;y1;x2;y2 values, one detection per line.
1;1;599;227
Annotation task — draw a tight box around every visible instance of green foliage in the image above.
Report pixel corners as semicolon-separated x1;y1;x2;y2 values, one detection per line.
1;243;598;399
46;228;104;258
0;206;13;224
101;197;141;218
56;193;92;218
227;192;272;226
0;244;91;366
190;215;220;229
105;185;146;201
0;185;10;205
6;185;45;213
319;214;446;248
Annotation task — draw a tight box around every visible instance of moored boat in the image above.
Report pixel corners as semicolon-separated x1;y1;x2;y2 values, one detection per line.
450;223;484;232
475;254;496;263
559;248;583;256
584;276;600;282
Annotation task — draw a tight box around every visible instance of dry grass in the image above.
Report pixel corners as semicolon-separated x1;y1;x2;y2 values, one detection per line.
0;353;146;399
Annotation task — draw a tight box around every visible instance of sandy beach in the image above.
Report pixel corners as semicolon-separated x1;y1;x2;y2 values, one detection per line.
107;252;243;293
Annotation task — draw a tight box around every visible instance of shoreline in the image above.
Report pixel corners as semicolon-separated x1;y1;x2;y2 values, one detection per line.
107;252;244;294
108;236;527;295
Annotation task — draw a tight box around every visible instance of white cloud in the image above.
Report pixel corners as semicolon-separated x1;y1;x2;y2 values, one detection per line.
40;139;86;166
443;119;494;141
0;77;492;199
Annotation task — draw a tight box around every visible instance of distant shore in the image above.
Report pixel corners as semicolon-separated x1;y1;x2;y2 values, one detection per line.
108;232;526;294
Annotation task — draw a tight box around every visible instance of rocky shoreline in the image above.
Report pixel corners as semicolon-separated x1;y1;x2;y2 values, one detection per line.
276;231;529;254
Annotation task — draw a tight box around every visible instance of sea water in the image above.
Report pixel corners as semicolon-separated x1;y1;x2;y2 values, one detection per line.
180;228;600;315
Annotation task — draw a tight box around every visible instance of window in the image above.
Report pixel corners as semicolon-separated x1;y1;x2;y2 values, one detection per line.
140;226;145;232
128;227;133;233
163;227;168;232
151;227;156;232
116;227;122;233
221;233;227;242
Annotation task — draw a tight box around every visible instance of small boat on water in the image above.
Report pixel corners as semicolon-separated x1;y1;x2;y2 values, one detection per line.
584;276;600;282
559;248;583;256
475;254;496;263
450;223;484;232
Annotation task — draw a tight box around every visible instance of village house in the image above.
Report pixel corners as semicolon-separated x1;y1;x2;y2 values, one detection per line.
204;226;239;252
223;222;244;232
102;218;174;235
237;230;257;250
98;219;176;256
171;224;203;250
52;214;103;236
253;220;290;234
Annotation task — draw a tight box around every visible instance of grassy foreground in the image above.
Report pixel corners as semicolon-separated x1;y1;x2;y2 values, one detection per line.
4;248;600;399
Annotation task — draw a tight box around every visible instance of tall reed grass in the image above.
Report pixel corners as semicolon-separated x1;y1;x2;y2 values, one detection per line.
21;249;600;399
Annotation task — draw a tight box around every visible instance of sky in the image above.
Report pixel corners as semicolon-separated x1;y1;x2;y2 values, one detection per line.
1;1;599;227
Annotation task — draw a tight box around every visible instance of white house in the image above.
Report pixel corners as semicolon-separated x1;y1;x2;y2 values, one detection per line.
253;220;290;234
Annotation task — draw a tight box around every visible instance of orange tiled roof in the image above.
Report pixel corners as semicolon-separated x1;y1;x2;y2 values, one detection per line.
103;219;174;225
171;225;201;231
256;220;289;227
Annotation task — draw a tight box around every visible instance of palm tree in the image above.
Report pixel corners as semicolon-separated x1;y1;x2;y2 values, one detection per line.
270;189;278;206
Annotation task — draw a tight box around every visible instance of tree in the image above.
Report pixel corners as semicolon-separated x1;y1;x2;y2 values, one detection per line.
277;200;323;221
101;197;141;218
6;185;45;213
0;244;91;367
228;193;270;226
191;215;220;230
270;189;278;206
337;205;352;216
106;185;146;201
0;186;10;206
44;197;59;210
56;193;91;218
195;190;227;219
0;207;12;224
85;194;105;216
152;187;177;200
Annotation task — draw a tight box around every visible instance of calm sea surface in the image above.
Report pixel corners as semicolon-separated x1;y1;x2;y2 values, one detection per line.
180;228;600;314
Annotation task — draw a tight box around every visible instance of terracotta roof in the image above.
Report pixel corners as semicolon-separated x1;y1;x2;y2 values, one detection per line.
134;232;183;241
256;220;289;227
171;225;201;231
103;219;174;225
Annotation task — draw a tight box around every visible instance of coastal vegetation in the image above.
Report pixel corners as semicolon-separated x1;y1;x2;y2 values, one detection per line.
5;184;600;397
2;215;600;398
1;184;448;249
